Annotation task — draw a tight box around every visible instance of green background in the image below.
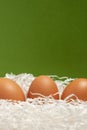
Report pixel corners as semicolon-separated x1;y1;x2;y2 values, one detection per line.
0;0;87;78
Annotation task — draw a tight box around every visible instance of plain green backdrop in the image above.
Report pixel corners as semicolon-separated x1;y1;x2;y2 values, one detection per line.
0;0;87;78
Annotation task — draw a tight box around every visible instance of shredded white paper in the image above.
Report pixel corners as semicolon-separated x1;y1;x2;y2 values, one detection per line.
0;73;87;130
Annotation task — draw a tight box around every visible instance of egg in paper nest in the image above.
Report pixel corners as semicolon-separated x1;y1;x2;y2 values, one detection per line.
27;75;59;100
0;78;25;101
61;78;87;101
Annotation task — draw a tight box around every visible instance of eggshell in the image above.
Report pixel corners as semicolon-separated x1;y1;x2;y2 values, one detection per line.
61;78;87;101
0;78;25;101
27;75;59;99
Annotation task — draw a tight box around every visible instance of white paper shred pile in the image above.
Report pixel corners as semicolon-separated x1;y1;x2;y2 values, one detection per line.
0;73;87;130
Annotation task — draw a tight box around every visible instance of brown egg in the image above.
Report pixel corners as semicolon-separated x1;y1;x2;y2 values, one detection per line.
61;78;87;101
27;75;59;99
0;78;25;101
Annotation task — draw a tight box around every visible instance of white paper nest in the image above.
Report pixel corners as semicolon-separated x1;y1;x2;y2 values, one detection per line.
0;73;87;130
